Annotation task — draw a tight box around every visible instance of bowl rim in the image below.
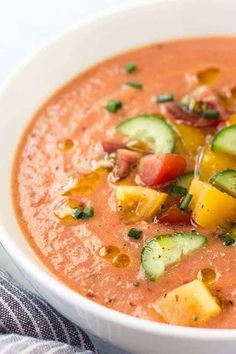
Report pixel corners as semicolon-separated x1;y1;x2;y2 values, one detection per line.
1;0;236;340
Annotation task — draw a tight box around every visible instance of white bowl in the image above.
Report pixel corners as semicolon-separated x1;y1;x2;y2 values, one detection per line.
0;0;236;353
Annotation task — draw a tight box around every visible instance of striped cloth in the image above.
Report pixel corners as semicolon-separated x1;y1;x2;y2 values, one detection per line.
0;270;98;353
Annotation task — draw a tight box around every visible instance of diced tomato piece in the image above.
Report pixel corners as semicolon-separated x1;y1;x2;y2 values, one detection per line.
159;205;191;224
138;153;186;186
114;149;141;179
102;141;125;153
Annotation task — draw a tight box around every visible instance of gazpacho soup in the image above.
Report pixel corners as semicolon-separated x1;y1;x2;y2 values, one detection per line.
13;37;236;328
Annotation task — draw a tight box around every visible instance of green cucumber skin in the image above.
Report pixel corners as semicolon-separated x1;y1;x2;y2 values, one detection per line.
141;232;207;282
212;125;236;156
175;171;194;189
116;115;175;154
211;169;236;198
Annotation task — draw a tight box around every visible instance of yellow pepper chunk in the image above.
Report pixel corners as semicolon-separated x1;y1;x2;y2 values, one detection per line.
199;146;236;181
175;123;206;156
116;186;167;223
154;280;221;326
189;179;236;230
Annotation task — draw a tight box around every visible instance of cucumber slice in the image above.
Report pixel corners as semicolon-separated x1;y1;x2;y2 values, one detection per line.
210;169;236;198
212;125;236;156
175;171;194;189
116;115;175;153
141;232;207;281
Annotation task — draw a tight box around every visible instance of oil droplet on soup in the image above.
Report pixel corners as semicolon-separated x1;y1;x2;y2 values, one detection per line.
197;67;220;85
112;254;130;268
53;197;81;221
64;168;107;197
57;138;74;151
197;268;217;285
99;245;120;259
228;113;236;125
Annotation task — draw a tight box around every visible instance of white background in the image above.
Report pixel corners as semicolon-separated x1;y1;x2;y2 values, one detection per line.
0;1;144;353
0;0;139;82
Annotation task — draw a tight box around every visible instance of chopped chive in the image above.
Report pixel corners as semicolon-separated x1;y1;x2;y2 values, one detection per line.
125;63;137;73
172;185;187;197
180;193;193;210
156;93;174;103
74;206;94;219
203;109;219;120
105;100;122;113
82;206;94;219
125;81;143;90
219;233;236;246
74;207;84;219
128;228;143;240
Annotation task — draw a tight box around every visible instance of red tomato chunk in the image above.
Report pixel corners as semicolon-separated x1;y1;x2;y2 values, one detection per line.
138;154;186;186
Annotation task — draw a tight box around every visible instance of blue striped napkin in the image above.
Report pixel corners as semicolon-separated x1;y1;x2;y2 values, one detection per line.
0;270;98;353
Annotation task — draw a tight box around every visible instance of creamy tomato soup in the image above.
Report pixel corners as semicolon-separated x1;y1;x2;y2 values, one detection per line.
13;37;236;328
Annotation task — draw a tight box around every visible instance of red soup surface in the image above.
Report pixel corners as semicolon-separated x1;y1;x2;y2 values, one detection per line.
13;37;236;328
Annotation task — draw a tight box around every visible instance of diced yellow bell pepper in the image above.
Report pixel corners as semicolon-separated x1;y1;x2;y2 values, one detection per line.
154;280;221;326
175;123;206;156
189;179;236;229
116;186;167;223
199;146;236;181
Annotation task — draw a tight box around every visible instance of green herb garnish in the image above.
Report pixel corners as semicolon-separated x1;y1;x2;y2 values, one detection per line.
125;81;143;90
74;208;84;219
218;225;236;246
128;228;143;240
125;63;137;73
74;206;94;219
172;185;187;197
180;193;193;210
203;109;219;120
82;207;94;219
156;93;174;103
105;100;122;113
219;233;236;246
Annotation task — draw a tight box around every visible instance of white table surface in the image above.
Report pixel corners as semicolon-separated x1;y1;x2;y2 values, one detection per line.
0;0;144;353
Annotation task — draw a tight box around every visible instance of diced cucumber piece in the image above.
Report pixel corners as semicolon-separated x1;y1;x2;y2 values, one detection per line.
212;125;236;156
141;232;207;281
116;115;175;153
175;171;194;189
210;169;236;198
172;172;194;196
